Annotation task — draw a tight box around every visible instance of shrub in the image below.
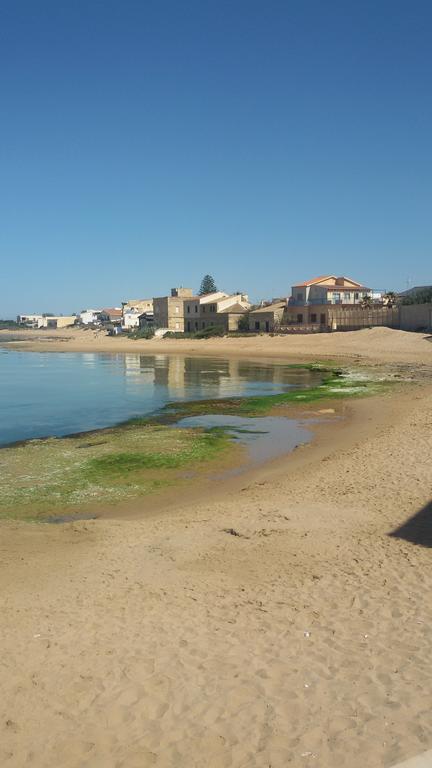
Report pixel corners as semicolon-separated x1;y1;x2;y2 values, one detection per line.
193;325;225;339
130;326;155;339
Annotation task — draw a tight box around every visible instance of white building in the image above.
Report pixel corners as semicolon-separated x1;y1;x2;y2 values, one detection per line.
17;314;44;327
80;309;103;325
122;309;142;329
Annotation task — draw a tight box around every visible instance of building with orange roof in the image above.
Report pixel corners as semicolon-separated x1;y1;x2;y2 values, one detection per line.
286;276;385;328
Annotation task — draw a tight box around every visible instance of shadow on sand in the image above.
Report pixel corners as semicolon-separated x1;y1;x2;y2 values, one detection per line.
390;501;432;547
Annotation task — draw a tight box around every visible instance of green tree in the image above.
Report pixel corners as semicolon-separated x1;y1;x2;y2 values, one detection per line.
402;287;432;305
198;274;218;295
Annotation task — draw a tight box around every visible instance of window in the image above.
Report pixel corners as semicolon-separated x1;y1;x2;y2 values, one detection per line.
297;313;303;323
255;321;260;330
202;305;206;313
333;292;341;304
187;321;191;332
187;305;190;314
320;313;326;325
175;306;179;313
175;322;179;330
297;293;303;302
311;313;317;323
194;321;198;330
194;305;198;313
354;292;359;301
344;292;351;302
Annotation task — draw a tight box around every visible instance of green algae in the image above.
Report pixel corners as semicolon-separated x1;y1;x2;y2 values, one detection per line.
0;423;231;521
155;369;389;421
0;363;392;522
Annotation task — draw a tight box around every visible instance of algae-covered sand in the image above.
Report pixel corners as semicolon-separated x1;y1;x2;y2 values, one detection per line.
0;423;232;521
0;366;390;521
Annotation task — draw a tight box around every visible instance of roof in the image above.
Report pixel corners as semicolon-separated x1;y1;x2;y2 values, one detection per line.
103;308;122;316
218;303;248;314
250;301;286;314
293;275;336;287
293;275;364;288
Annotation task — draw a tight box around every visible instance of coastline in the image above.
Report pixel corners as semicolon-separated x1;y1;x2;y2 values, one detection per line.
1;330;432;767
2;325;432;367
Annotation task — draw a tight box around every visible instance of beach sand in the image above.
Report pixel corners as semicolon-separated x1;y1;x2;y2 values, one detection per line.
1;328;432;767
2;324;432;367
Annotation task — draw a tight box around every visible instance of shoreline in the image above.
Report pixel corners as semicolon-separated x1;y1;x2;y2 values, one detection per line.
0;362;394;523
2;325;432;367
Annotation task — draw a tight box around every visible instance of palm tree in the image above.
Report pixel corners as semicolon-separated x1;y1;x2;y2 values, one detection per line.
383;291;397;308
361;293;373;309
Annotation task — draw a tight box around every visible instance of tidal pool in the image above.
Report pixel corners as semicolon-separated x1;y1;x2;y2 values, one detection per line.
0;349;323;445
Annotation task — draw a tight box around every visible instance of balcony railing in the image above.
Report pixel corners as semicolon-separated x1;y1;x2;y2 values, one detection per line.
288;297;384;307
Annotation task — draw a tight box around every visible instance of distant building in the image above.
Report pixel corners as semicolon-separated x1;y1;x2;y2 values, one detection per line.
122;299;154;329
100;308;123;324
17;314;44;327
37;316;77;329
122;298;153;314
80;309;102;325
153;288;193;332
248;301;286;333
122;309;140;329
183;292;250;333
286;275;385;327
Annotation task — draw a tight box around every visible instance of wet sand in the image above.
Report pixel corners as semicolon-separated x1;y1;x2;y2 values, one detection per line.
1;328;432;767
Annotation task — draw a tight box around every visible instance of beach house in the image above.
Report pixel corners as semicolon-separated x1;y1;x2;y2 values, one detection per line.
80;309;103;325
286;276;385;327
248;301;287;332
183;292;250;333
17;314;44;327
100;308;123;325
121;299;154;330
37;315;77;329
153;288;194;332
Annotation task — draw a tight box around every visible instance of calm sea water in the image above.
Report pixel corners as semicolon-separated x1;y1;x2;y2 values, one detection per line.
0;350;321;446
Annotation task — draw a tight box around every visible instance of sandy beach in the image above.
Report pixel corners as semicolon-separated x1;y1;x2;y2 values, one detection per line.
2;325;432;367
1;327;432;767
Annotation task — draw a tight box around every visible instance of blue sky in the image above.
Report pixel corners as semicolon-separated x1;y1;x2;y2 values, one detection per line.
1;0;431;315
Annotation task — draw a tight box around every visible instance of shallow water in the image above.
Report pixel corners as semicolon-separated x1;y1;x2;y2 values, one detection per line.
0;350;322;446
176;414;313;469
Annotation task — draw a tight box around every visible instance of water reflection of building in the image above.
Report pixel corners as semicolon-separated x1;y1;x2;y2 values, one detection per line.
120;355;305;399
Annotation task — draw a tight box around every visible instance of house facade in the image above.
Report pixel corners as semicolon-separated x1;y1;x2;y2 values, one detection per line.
100;308;123;324
80;309;102;325
248;301;286;332
17;314;44;327
37;315;77;329
122;298;153;314
286;276;384;326
183;292;250;333
153;288;193;332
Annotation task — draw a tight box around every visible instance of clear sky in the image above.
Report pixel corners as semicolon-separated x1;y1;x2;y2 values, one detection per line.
1;0;431;315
